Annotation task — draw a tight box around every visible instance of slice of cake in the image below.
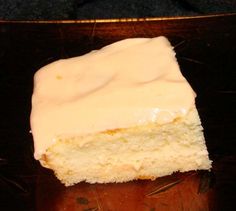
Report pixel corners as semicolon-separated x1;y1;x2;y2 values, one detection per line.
30;36;212;186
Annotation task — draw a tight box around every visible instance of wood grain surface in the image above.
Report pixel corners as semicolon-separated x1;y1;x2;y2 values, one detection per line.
0;14;236;211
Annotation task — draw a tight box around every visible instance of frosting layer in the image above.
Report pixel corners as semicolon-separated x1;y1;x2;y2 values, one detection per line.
31;36;195;159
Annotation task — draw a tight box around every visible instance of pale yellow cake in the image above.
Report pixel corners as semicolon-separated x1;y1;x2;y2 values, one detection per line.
30;36;212;186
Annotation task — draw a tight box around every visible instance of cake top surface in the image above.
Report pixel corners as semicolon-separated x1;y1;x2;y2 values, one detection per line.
31;36;195;159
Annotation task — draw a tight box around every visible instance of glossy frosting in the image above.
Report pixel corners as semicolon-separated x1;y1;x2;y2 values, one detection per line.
31;36;196;159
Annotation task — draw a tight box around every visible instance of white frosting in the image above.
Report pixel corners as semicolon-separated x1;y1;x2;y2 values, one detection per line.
30;36;196;159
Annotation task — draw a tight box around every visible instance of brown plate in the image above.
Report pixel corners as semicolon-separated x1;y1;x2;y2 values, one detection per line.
0;14;236;211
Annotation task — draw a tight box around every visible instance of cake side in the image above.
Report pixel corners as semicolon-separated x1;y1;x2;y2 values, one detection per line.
40;108;211;186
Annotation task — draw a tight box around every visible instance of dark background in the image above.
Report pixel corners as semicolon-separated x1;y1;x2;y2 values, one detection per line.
0;0;236;20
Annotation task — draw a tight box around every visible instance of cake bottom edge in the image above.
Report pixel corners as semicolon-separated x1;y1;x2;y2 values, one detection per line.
38;108;212;186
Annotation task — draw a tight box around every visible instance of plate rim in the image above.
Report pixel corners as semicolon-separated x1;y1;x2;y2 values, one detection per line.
0;12;235;24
